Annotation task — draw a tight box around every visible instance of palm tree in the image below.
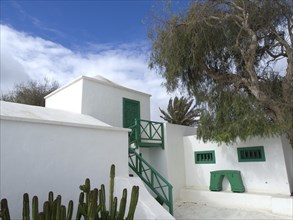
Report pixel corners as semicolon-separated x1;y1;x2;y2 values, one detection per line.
159;96;201;126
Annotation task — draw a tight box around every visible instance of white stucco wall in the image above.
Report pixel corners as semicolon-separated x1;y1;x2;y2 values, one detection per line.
183;136;291;195
281;136;293;194
81;77;151;127
0;118;129;219
45;77;83;113
45;76;151;128
141;123;197;202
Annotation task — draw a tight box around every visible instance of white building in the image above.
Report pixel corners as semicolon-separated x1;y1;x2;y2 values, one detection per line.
0;100;172;219
1;75;292;218
45;75;151;128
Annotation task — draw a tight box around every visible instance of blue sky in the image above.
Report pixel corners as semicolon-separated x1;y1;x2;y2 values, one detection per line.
0;0;188;121
1;1;156;48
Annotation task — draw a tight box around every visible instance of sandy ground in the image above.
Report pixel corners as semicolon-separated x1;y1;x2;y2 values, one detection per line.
173;201;292;220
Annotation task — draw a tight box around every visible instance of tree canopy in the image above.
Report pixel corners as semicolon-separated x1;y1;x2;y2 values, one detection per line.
159;96;201;126
149;0;293;147
1;79;59;107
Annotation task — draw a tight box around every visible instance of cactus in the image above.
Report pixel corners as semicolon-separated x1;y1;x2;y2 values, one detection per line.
39;212;45;220
66;200;73;220
0;164;138;220
76;192;85;220
76;164;139;220
110;197;117;220
43;201;50;220
99;184;106;219
109;164;115;215
0;198;11;220
23;193;30;220
7;192;74;220
32;196;38;220
125;186;139;220
116;189;127;220
60;205;66;220
89;189;98;220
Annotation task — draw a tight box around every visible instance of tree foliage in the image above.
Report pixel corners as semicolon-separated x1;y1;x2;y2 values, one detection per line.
159;96;201;126
149;0;293;146
1;79;59;107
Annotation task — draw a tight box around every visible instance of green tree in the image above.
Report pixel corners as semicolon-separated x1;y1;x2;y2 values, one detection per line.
149;0;293;147
1;78;59;107
159;96;201;126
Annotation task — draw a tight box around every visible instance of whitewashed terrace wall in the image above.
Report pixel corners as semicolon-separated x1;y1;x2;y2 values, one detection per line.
183;135;292;195
140;123;197;201
0;119;129;219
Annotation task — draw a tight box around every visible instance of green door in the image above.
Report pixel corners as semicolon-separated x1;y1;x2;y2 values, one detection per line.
123;98;140;128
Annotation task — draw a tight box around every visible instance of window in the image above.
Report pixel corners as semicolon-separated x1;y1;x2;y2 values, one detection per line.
237;146;266;162
194;151;216;164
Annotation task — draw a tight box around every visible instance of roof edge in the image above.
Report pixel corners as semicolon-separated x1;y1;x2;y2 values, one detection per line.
44;76;83;99
0;115;131;132
45;75;152;99
82;76;152;97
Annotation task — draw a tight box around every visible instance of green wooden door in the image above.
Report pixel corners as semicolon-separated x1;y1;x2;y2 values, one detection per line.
123;98;140;128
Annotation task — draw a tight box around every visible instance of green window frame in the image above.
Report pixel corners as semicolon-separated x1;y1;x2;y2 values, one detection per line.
194;150;216;164
237;146;266;162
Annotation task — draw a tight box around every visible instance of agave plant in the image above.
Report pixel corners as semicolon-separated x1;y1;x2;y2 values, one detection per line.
159;96;201;126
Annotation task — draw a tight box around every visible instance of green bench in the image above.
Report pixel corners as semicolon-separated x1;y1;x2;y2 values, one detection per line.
210;170;245;193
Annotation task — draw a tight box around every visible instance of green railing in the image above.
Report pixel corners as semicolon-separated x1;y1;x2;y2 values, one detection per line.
128;148;173;215
129;119;164;149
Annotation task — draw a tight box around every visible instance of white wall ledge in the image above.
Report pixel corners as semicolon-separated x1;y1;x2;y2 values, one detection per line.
0;115;130;132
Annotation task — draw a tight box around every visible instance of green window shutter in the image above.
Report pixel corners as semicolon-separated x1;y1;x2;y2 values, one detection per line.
237;146;266;162
194;151;216;164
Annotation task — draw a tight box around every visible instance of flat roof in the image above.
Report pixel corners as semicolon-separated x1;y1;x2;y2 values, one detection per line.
0;101;129;132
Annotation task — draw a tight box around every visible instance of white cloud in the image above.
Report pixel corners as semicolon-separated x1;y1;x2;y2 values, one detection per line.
0;24;174;121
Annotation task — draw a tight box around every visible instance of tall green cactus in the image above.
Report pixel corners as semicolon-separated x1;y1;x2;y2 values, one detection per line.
116;189;127;220
0;198;11;220
125;186;139;220
99;184;107;219
0;164;139;220
15;192;74;220
66;200;73;220
32;196;38;220
23;193;30;220
43;201;50;220
109;164;115;215
76;164;139;220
